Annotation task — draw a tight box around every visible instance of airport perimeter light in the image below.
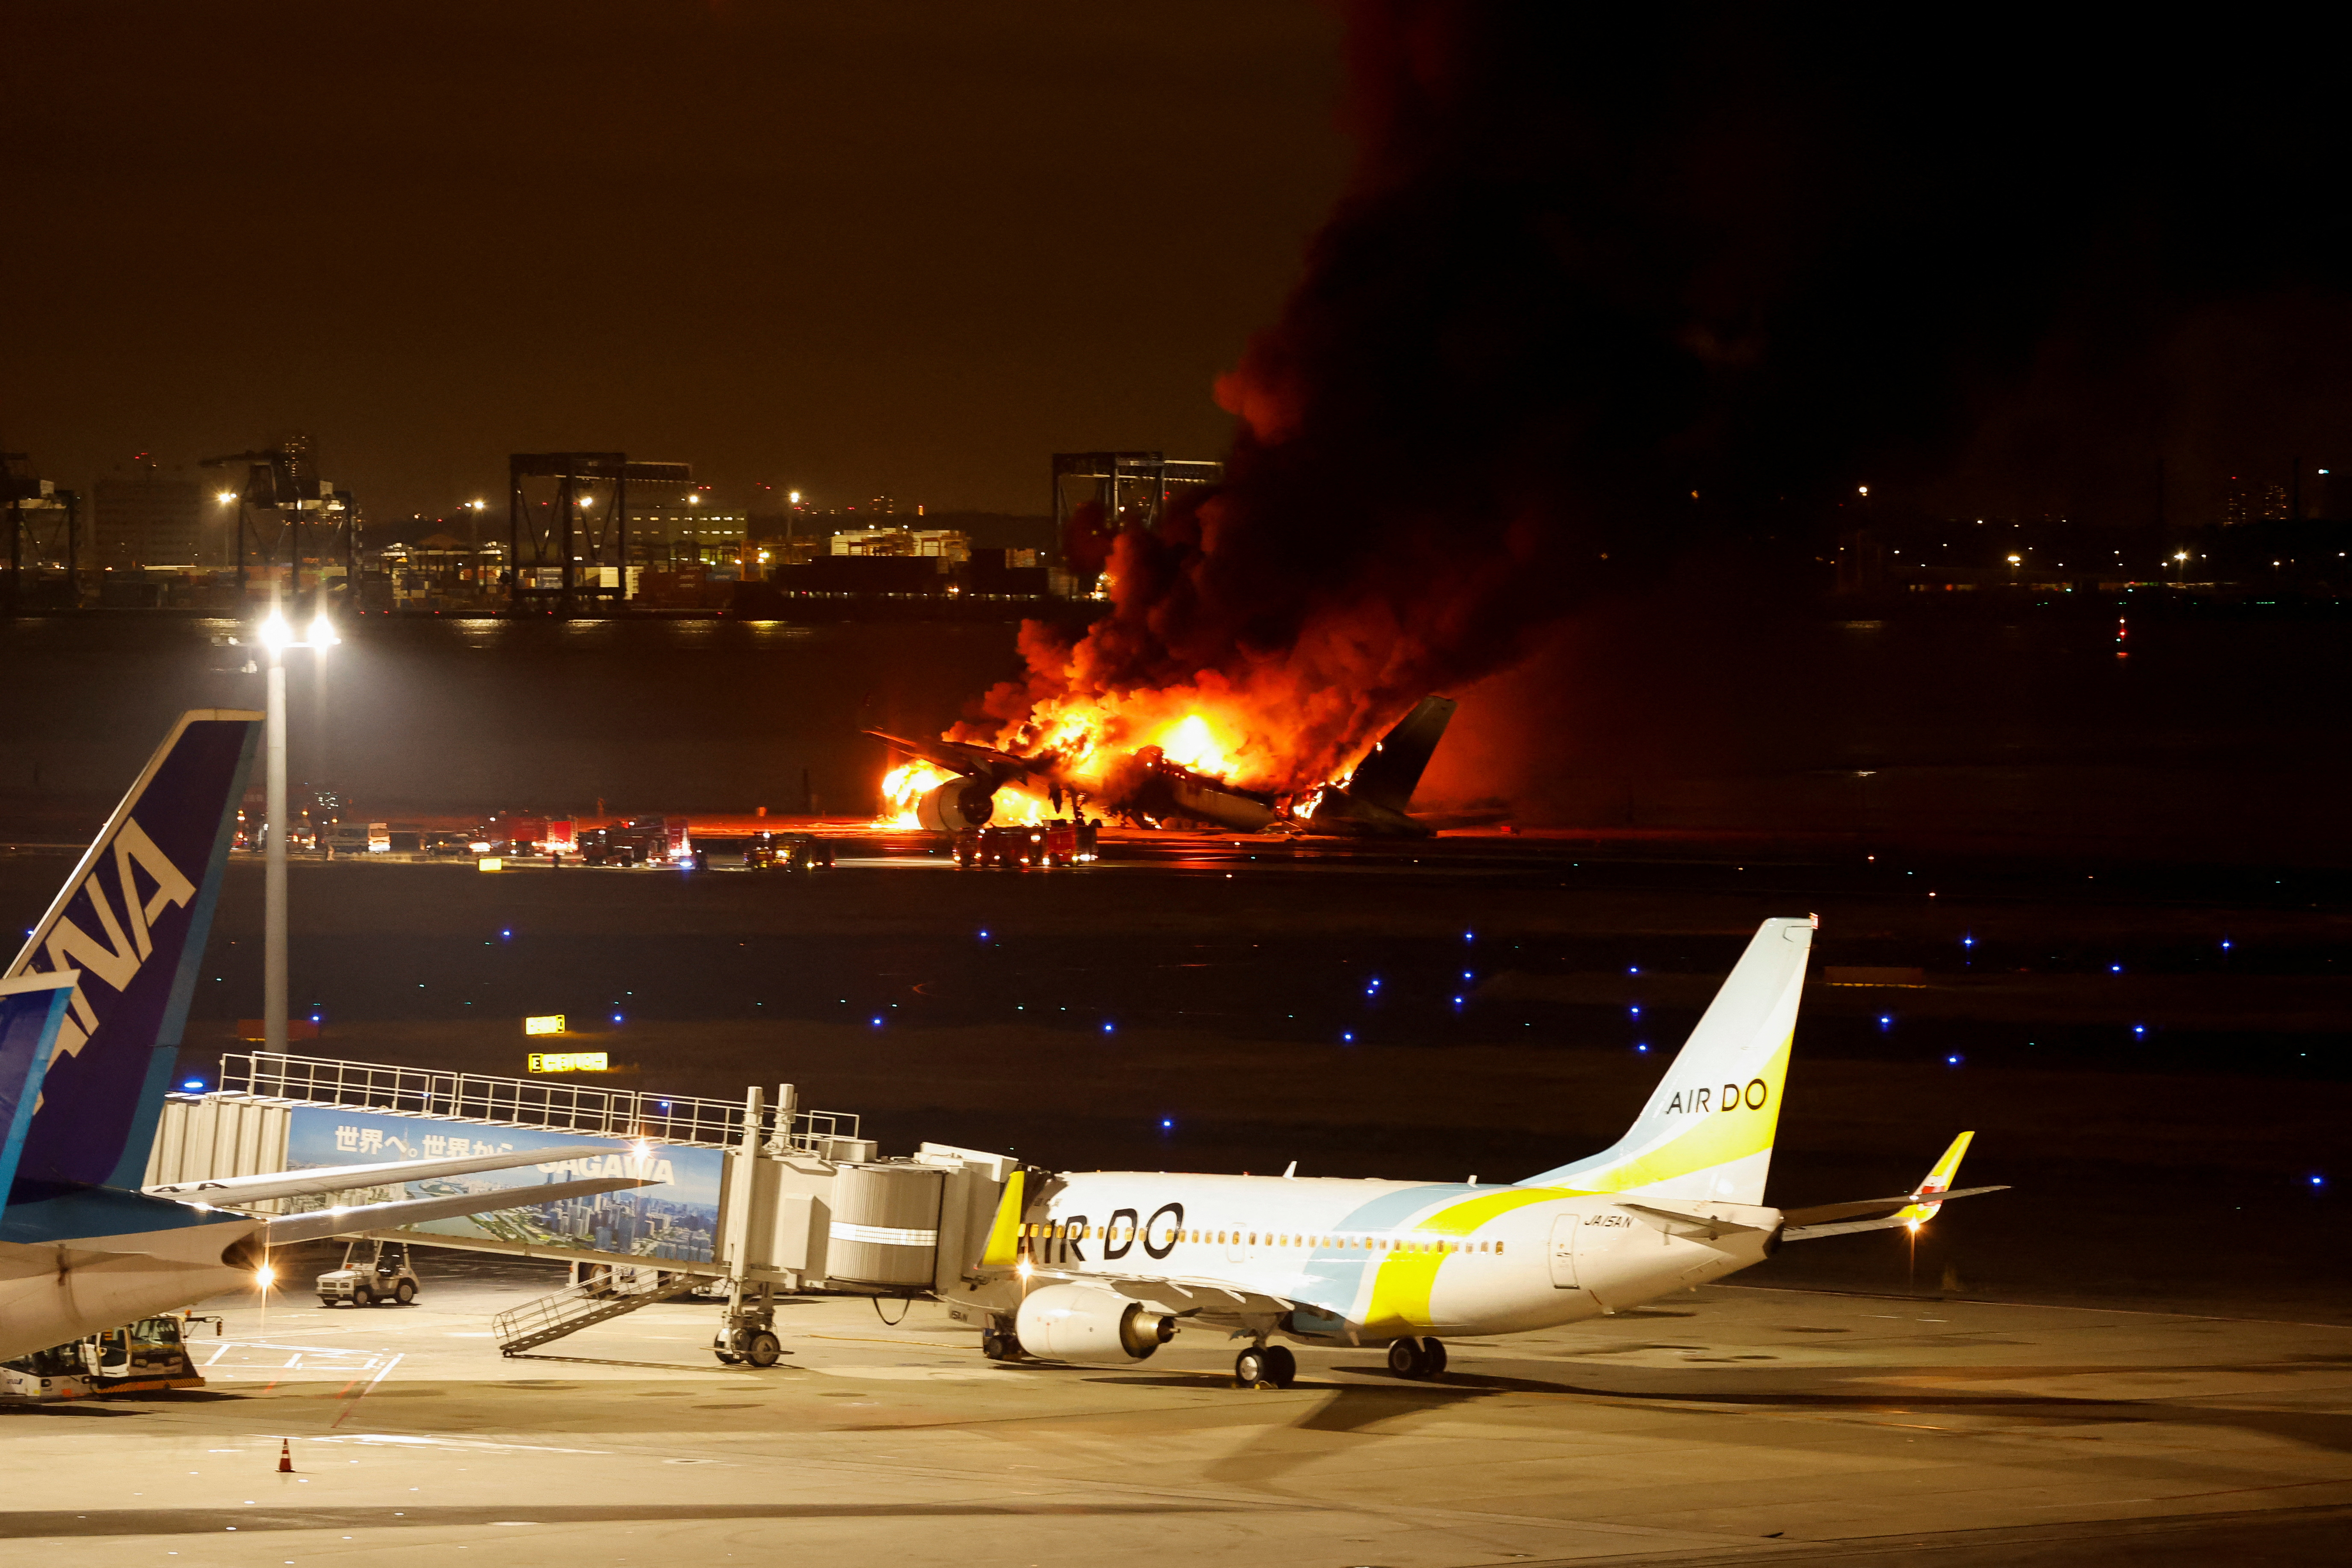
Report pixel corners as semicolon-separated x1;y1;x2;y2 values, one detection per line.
256;604;337;1055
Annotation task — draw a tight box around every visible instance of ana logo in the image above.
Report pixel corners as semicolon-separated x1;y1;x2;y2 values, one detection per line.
1665;1078;1770;1116
25;816;195;1062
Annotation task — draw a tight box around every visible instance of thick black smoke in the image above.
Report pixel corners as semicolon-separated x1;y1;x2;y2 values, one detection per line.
971;4;2352;791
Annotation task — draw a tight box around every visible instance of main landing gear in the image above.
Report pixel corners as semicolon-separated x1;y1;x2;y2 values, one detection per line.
1234;1343;1297;1388
1387;1337;1447;1380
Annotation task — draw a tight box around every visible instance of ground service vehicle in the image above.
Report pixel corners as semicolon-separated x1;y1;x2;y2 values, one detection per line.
317;1239;421;1306
745;831;834;871
0;1314;209;1402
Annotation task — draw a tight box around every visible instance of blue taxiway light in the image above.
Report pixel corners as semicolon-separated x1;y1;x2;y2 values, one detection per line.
182;1079;205;1091
612;1013;623;1024
2110;964;2123;974
2133;1024;2147;1035
1946;1054;1963;1066
1629;1005;1641;1017
1635;1043;1649;1054
501;930;512;939
1102;1022;1115;1034
870;1017;883;1027
1628;966;1640;975
1342;1032;1354;1043
1161;1119;1174;1130
1879;1015;1893;1028
979;930;989;940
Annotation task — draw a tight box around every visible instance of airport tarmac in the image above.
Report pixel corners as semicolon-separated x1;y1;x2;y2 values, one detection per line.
4;1256;2346;1566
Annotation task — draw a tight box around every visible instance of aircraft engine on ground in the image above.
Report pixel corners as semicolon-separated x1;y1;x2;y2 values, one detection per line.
916;777;995;832
1014;1283;1178;1363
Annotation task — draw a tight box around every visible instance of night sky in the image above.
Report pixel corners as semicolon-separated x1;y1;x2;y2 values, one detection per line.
12;6;2352;563
4;3;1345;519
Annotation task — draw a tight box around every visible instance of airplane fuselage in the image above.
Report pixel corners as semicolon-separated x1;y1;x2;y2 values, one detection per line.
993;1171;1776;1343
0;1195;260;1362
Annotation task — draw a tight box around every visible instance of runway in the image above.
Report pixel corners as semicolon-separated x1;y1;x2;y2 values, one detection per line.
5;1258;2346;1566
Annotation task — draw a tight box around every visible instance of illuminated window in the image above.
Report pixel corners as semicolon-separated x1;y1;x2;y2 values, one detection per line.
1495;1241;1506;1255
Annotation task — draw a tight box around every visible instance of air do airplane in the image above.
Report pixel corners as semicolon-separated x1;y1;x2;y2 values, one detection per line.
0;711;654;1363
950;915;2003;1386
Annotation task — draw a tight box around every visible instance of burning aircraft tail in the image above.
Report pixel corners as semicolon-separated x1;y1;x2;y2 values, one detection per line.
1345;697;1456;814
4;710;262;1197
1518;915;1815;1204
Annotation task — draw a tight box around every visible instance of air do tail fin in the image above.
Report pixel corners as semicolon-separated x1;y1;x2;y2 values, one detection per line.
4;710;261;1196
1519;915;1816;1203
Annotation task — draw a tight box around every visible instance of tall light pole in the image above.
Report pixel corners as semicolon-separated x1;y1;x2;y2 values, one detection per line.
257;601;338;1054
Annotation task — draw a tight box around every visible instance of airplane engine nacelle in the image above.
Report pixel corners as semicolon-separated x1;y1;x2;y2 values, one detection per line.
917;777;995;833
1014;1283;1178;1363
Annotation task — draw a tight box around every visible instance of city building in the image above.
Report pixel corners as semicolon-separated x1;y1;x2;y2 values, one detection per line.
93;459;206;569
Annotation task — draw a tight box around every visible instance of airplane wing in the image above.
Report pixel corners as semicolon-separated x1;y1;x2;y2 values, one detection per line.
145;1144;623;1208
1021;1266;1302;1320
1778;1134;2006;1241
259;1174;656;1245
1779;1186;2009;1241
864;730;1051;788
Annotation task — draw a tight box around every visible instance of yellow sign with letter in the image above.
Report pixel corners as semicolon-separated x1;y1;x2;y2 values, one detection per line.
523;1014;566;1036
528;1051;608;1074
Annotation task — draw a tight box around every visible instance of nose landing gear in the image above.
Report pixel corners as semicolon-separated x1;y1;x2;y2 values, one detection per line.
1386;1337;1447;1379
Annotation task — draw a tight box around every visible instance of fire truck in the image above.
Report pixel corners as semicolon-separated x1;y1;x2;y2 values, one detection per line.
745;831;835;871
953;821;1091;868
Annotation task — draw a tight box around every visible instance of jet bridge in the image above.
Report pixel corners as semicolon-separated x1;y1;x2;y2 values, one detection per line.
147;1052;1014;1356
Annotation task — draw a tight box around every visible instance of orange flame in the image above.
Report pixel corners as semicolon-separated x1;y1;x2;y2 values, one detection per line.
877;762;953;828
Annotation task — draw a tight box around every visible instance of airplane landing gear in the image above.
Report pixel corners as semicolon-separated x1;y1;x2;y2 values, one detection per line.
1235;1344;1296;1388
981;1328;1023;1362
1387;1337;1447;1380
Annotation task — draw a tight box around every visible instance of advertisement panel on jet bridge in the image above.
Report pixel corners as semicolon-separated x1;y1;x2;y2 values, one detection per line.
282;1107;723;1262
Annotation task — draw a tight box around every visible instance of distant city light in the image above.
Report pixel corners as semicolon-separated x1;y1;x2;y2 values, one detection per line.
215;490;238;505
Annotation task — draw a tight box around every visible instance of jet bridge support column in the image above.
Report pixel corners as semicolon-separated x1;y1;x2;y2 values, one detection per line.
714;1086;780;1365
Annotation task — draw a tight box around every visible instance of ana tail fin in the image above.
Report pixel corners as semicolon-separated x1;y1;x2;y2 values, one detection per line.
1519;915;1816;1203
1345;696;1456;814
0;975;79;1207
4;710;261;1195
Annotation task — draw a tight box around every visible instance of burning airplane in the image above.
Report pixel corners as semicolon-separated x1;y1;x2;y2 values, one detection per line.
869;695;1455;838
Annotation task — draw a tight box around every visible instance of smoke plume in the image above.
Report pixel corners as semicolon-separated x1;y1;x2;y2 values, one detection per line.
965;4;2352;795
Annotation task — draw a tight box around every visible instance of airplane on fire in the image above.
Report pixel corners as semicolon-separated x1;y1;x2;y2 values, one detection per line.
868;694;1459;837
946;914;2005;1386
0;710;655;1362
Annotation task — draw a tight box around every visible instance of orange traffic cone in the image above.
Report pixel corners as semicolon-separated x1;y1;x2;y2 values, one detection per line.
277;1440;294;1473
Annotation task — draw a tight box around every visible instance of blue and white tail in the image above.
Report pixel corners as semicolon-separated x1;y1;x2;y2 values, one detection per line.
4;710;261;1196
1519;915;1816;1204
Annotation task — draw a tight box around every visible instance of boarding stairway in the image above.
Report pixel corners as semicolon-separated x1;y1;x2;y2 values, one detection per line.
492;1271;705;1356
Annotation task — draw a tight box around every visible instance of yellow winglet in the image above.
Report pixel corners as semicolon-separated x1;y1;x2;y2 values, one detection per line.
978;1169;1025;1268
1895;1132;1974;1226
